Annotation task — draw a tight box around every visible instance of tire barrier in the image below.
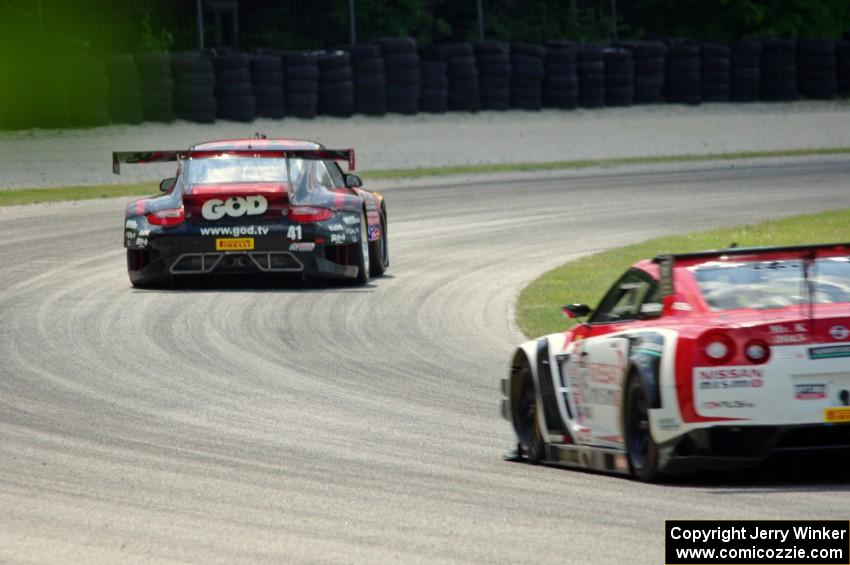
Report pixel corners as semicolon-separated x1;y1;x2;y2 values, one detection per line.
543;41;578;109
418;47;449;113
700;42;731;102
839;41;850;96
69;58;110;128
476;41;511;111
622;40;665;104
214;52;256;122
171;51;217;123
106;54;144;124
760;39;798;101
317;50;354;117
578;45;605;108
375;37;420;114
604;47;634;106
341;44;387;115
135;52;175;122
251;54;285;119
797;39;838;100
511;42;545;110
280;51;319;119
731;39;761;102
443;43;481;112
664;41;701;105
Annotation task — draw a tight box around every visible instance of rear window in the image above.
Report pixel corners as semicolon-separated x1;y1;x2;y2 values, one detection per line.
692;257;850;311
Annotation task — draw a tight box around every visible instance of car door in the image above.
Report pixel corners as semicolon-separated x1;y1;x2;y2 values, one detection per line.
562;269;659;447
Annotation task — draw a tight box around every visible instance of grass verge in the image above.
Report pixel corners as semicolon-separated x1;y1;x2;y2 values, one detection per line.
516;208;850;338
2;146;850;207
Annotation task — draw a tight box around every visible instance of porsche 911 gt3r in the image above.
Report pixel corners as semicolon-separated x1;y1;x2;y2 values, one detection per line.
115;136;388;287
502;243;850;481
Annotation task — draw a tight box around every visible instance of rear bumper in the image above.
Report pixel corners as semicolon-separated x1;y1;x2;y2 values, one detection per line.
660;422;850;474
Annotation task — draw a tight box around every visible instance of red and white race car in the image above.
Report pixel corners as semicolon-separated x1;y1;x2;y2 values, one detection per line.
502;243;850;481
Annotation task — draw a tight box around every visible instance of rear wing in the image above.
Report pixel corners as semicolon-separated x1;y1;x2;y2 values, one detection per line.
653;242;850;298
112;148;356;174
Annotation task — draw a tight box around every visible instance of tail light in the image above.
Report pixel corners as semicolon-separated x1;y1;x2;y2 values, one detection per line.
700;333;736;365
147;206;185;226
290;206;333;223
744;339;771;364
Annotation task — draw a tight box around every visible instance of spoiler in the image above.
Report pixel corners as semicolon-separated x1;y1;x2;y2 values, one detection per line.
112;148;356;174
653;242;850;298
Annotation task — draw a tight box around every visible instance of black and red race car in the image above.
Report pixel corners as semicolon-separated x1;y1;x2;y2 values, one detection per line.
115;136;388;287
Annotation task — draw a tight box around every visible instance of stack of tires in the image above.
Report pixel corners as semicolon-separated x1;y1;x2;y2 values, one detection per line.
624;41;666;104
796;39;838;99
251;54;285;119
418;47;449;113
106;54;144;124
376;37;420;114
281;51;319;119
510;43;545;110
342;44;386;115
317;51;354;117
214;53;256;122
577;45;605;108
730;40;761;102
444;43;480;112
700;42;731;102
171;51;216;123
839;41;850;96
135;52;175;122
664;41;701;104
68;58;109;127
542;42;578;109
475;41;511;110
603;48;634;106
760;39;798;101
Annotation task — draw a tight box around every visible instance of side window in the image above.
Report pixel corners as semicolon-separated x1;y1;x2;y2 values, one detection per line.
590;270;659;324
313;161;335;190
325;160;345;188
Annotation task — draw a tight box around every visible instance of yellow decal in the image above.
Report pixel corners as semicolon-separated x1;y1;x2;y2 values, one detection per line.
216;238;254;251
824;407;850;423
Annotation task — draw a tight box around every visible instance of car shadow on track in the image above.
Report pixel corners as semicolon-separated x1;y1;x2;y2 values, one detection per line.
130;273;393;293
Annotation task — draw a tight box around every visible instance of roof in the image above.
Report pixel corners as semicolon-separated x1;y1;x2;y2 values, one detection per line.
190;138;323;151
652;242;850;263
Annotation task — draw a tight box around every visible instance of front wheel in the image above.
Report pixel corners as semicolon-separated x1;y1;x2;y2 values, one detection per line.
624;376;661;482
368;209;389;276
514;365;545;464
353;211;370;285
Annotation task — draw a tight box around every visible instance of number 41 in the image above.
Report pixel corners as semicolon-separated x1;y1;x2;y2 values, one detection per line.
287;225;302;240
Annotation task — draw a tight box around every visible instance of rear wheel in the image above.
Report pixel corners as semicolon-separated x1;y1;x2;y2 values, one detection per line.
625;376;661;482
353;211;370;285
514;365;545;464
127;250;170;288
368;208;389;276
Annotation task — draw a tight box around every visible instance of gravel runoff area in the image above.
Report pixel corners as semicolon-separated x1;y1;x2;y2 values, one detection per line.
1;100;849;189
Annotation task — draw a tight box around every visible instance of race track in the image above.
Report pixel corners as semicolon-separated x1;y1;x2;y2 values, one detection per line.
1;158;850;564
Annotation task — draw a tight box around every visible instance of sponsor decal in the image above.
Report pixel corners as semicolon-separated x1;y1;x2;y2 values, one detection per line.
700;400;755;410
289;242;316;252
696;367;764;380
829;325;850;341
672;302;692;311
327;224;344;232
368;224;380;240
215;237;254;251
824;407;850;423
200;225;270;236
134;237;148;247
657;417;681;430
342;215;359;225
699;379;761;390
330;233;345;244
770;323;807;334
809;345;850;360
201;196;268;220
639;302;662;315
795;384;826;400
125;219;138;229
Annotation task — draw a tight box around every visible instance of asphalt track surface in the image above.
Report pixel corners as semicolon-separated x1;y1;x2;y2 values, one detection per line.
1;159;850;564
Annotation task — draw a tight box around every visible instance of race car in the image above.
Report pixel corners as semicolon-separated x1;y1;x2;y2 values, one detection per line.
115;136;388;287
501;242;850;481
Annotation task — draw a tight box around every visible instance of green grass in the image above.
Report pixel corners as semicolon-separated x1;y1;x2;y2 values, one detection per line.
2;146;850;207
516;208;850;338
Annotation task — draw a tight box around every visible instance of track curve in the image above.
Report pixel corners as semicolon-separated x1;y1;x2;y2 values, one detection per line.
2;159;850;564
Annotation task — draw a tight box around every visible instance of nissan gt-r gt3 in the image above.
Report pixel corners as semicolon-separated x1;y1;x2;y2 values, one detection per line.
501;243;850;481
115;137;388;287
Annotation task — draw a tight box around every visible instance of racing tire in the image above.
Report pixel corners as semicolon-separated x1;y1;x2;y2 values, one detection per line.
127;251;170;288
353;211;371;285
368;209;389;276
514;364;545;464
624;376;661;482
